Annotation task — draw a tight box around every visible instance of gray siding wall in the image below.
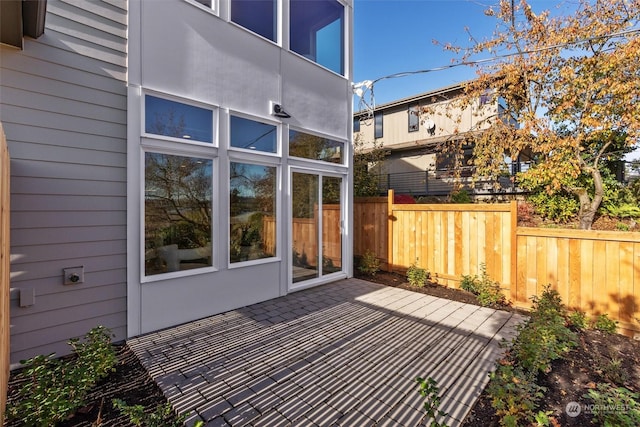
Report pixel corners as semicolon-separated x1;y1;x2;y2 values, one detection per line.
0;0;127;365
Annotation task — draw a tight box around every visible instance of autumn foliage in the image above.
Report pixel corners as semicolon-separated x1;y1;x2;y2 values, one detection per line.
432;0;640;229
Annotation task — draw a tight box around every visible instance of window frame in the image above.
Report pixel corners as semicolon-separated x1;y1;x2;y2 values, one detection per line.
184;0;219;15
288;127;347;166
289;0;345;76
408;105;419;133
227;158;281;268
228;112;281;157
140;90;220;283
229;0;278;43
374;110;383;139
142;90;218;148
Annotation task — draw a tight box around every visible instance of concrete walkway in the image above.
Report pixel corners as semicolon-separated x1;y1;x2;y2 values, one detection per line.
127;278;525;426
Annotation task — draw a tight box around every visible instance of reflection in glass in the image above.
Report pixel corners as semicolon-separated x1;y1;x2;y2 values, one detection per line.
230;162;277;263
230;116;277;153
145;95;213;143
289;130;343;164
231;0;276;42
145;153;212;276
292;172;319;283
290;0;344;75
322;177;342;275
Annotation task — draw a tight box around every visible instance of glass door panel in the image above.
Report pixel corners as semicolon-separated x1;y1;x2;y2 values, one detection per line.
322;176;342;275
292;172;319;283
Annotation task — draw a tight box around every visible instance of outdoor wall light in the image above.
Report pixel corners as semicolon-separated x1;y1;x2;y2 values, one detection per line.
270;101;291;118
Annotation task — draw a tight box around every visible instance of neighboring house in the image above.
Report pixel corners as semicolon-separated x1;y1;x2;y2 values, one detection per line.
354;82;523;196
1;0;354;365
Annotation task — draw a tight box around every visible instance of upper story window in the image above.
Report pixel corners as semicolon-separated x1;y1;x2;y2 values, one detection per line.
289;130;344;164
230;115;277;153
145;95;214;144
374;110;383;139
290;0;344;75
408;105;419;132
231;0;276;42
353;117;360;133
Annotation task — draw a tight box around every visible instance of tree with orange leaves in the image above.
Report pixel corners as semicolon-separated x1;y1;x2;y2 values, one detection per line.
434;0;640;229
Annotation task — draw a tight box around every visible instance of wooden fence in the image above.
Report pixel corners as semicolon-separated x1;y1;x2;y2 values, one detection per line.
354;190;640;337
1;123;9;418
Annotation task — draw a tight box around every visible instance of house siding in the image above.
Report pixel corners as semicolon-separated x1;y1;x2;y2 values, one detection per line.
0;0;127;364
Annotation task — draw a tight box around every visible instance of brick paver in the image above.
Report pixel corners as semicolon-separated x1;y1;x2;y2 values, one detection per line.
128;278;525;426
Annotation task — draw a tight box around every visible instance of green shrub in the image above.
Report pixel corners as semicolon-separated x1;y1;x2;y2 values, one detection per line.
6;326;117;426
407;263;429;287
568;310;588;330
450;189;472;204
513;286;576;374
526;191;579;223
487;364;546;427
358;250;380;276
113;399;198;427
415;376;449;427
459;264;506;307
584;384;640;427
593;313;618;334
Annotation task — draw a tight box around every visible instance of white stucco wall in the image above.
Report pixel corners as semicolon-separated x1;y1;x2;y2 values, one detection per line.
127;0;353;335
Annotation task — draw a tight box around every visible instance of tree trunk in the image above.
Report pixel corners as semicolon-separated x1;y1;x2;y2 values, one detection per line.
573;167;605;230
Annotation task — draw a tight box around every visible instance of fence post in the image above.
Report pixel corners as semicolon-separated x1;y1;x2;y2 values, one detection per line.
510;200;518;303
0;123;9;418
387;189;394;272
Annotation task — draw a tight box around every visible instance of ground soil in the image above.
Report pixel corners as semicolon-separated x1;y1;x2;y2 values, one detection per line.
6;271;640;426
4;344;174;426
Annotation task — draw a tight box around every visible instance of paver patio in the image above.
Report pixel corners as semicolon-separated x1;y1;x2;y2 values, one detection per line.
127;278;525;426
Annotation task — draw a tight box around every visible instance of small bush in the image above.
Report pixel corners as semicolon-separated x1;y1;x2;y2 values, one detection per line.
593;313;618;334
450;189;472;204
459;264;506;307
526;191;579;223
407;263;429;287
584;384;640;427
487;364;546;427
568;310;588;330
513;286;576;374
6;326;117;426
358;250;380;276
113;399;197;427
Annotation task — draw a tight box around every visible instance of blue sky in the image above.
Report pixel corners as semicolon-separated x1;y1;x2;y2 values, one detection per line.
352;0;585;105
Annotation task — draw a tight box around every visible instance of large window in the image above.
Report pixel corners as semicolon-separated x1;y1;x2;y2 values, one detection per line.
230;115;277;153
231;0;276;42
145;95;213;143
145;153;213;276
374;111;383;139
289;130;343;164
408;105;419;132
290;0;344;75
230;162;277;263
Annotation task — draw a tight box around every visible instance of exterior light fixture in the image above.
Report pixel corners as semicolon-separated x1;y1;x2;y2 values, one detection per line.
270;101;291;118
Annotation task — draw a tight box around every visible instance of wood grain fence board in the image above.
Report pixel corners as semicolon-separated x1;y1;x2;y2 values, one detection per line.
353;194;639;336
1;123;9;418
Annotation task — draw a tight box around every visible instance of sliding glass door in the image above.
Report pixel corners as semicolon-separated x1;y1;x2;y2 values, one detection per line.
290;171;343;287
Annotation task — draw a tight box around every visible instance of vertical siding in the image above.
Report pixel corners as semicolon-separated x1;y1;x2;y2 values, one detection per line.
0;0;127;364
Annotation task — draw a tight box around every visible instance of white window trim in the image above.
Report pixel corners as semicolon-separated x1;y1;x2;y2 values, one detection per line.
141;89;219;148
228;111;282;157
184;0;219;16
227;159;282;268
288;126;349;168
140;148;219;283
